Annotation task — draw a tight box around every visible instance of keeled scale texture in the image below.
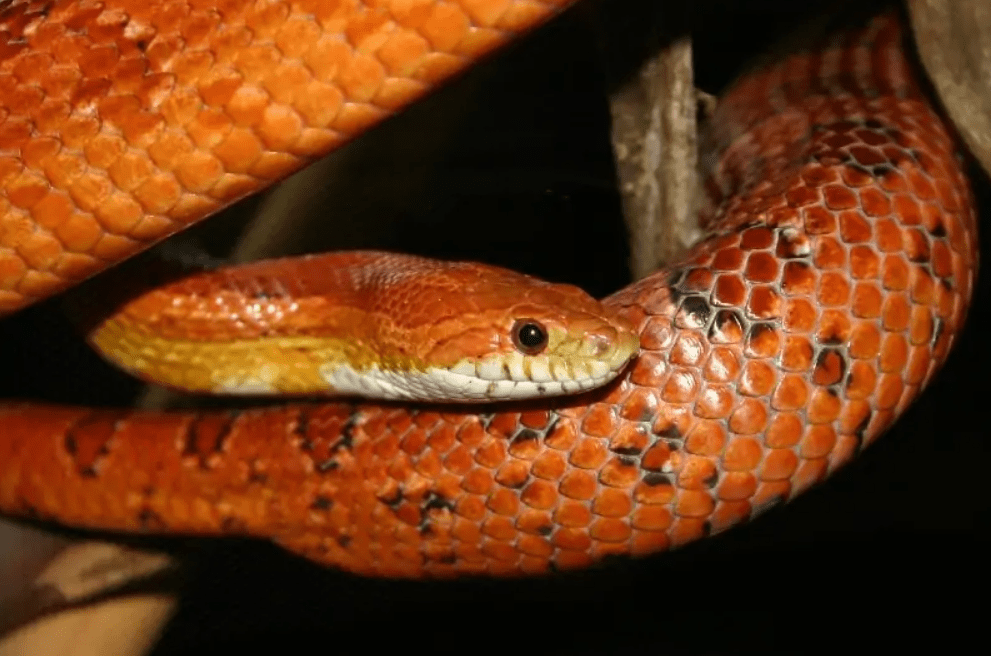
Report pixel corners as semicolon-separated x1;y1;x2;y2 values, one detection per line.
0;0;569;314
0;8;979;576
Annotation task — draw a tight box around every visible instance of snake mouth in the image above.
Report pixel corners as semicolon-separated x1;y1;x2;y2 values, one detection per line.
319;361;630;403
316;330;640;403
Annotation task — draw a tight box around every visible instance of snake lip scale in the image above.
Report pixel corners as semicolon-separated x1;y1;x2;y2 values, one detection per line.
0;1;979;578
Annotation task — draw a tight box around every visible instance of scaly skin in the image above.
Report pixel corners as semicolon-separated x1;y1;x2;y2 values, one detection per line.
0;0;572;312
0;4;979;576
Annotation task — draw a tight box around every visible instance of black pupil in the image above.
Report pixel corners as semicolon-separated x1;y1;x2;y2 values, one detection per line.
517;323;546;348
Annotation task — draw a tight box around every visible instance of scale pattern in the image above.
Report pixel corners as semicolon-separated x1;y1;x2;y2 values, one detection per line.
0;0;569;313
0;6;979;576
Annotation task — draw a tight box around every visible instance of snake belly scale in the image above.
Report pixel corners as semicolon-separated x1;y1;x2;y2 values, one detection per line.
0;1;979;577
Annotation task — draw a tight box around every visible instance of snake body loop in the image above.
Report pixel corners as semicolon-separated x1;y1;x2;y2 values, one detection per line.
0;2;978;577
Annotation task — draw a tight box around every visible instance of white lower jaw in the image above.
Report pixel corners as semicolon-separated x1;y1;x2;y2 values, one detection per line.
318;363;614;403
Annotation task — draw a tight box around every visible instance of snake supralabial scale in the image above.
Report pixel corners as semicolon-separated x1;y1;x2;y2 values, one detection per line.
0;1;978;577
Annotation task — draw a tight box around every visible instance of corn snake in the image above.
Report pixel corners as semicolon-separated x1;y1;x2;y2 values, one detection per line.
0;0;978;579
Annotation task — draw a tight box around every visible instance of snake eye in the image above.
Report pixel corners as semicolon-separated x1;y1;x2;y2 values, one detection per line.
511;319;548;355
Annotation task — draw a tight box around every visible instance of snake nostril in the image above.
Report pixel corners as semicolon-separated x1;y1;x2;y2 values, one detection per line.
586;332;612;358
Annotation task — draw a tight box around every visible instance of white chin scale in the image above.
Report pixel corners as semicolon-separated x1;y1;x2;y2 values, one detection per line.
319;359;616;403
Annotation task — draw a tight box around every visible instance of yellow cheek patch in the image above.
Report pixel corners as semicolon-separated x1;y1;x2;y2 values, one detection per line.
90;318;406;396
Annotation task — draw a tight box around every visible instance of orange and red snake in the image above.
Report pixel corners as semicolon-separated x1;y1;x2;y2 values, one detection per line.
0;1;978;577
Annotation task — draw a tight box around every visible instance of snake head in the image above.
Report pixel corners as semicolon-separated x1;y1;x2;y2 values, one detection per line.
86;251;639;403
408;295;640;402
346;256;641;402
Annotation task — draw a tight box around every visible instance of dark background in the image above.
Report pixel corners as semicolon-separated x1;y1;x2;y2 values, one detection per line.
0;1;987;653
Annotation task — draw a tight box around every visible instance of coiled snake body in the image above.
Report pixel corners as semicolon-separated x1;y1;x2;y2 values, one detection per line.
0;1;978;577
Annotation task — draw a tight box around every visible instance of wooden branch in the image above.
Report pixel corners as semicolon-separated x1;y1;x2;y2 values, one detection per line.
907;0;991;177
609;37;700;278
